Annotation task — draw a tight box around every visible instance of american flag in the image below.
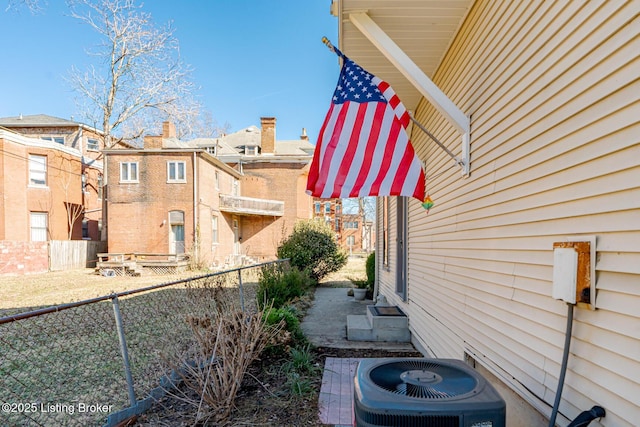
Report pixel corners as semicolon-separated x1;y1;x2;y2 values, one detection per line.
306;55;425;201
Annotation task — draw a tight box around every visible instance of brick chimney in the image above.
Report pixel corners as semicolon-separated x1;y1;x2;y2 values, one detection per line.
162;121;176;138
144;135;162;149
260;117;276;154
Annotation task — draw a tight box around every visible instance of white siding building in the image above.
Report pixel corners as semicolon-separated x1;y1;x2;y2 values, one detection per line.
335;1;639;426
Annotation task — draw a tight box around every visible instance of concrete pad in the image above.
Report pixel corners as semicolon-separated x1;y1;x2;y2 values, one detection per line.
301;286;415;351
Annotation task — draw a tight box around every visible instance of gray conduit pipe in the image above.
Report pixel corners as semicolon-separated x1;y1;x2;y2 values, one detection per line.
549;303;575;427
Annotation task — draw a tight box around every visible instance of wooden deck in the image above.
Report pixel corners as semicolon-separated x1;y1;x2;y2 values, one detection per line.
96;253;189;276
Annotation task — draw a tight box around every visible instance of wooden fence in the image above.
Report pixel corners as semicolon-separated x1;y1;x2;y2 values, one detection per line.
49;240;107;271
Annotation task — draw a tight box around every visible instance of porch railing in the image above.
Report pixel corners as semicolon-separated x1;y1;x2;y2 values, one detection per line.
219;194;284;216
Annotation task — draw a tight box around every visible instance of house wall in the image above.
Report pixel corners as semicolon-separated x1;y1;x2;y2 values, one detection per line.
106;150;238;267
107;151;196;254
195;156;236;267
5;126;104;161
239;162;313;259
377;2;639;426
0;132;85;242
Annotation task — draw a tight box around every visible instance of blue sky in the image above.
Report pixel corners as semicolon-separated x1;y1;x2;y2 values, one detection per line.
0;0;340;141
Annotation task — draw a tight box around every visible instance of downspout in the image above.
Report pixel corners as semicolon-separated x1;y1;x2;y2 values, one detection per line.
193;152;198;263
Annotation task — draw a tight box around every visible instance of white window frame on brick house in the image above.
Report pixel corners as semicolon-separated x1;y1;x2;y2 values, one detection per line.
120;162;139;183
245;145;258;156
167;161;186;183
212;215;219;245
41;136;65;144
30;212;48;241
87;138;99;151
29;154;47;186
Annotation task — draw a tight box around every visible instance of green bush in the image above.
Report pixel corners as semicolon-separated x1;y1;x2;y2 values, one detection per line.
277;220;348;283
258;265;311;310
263;306;306;346
366;251;376;288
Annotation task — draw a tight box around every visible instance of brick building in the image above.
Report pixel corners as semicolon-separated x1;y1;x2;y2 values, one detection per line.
104;122;242;267
312;197;375;254
0;114;106;241
0;127;104;240
103;118;311;267
203;117;315;261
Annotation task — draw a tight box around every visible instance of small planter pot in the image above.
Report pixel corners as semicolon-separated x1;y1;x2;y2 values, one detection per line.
353;288;367;301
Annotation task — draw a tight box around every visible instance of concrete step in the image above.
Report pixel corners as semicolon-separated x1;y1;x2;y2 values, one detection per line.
347;305;411;343
347;315;373;341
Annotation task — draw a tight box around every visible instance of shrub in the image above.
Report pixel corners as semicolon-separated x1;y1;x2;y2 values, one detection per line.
366;251;376;288
277;220;348;283
257;265;311;310
263;306;306;346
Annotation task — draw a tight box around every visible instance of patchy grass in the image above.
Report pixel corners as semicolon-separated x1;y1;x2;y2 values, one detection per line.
0;269;210;316
319;254;367;288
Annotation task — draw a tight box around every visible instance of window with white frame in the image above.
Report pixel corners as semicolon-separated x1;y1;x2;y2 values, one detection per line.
212;215;219;244
29;154;47;186
41;136;65;144
167;161;186;183
315;202;321;213
245;145;258;155
87;138;99;151
120;162;138;183
30;212;48;241
97;174;103;200
346;235;355;247
325;202;331;213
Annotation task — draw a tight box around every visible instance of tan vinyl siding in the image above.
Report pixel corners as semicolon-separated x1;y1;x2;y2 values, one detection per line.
394;0;640;425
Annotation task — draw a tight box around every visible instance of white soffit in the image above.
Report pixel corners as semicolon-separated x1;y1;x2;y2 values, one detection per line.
337;0;474;114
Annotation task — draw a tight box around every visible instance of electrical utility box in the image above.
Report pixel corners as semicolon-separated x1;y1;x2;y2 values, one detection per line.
552;236;597;310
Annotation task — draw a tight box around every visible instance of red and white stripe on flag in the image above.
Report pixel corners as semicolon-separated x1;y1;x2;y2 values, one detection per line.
306;58;425;202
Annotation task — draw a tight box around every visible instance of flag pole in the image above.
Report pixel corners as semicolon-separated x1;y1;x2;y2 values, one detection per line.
409;114;465;168
322;37;344;59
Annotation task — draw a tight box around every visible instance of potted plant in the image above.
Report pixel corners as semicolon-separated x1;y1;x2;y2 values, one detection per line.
349;277;369;301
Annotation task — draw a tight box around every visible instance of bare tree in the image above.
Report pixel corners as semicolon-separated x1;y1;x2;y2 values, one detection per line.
66;0;201;147
4;0;43;13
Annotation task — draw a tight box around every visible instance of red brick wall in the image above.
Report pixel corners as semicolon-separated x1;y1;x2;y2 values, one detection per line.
107;151;195;254
0;240;48;275
239;162;313;259
0;135;85;241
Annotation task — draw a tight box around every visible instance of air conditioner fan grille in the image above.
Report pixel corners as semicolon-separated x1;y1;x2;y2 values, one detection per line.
369;360;478;400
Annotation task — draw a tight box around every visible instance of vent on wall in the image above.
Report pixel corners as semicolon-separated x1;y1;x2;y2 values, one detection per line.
354;358;505;427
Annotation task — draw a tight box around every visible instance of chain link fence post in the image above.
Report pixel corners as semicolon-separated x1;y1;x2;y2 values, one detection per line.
111;294;136;407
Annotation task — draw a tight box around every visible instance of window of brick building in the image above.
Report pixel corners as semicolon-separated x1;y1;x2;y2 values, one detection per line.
87;138;99;151
29;154;47;186
212;215;219;244
30;212;48;241
41;136;64;144
120;162;138;183
167;161;186;183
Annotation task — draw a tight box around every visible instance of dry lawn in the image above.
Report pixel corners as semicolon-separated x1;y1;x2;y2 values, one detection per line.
0;254;369;316
0;268;202;316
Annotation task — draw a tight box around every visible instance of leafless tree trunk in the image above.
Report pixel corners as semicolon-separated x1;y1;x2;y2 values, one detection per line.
66;0;202;240
66;0;201;146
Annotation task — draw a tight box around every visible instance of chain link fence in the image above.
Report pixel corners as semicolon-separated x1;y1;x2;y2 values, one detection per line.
0;260;287;427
